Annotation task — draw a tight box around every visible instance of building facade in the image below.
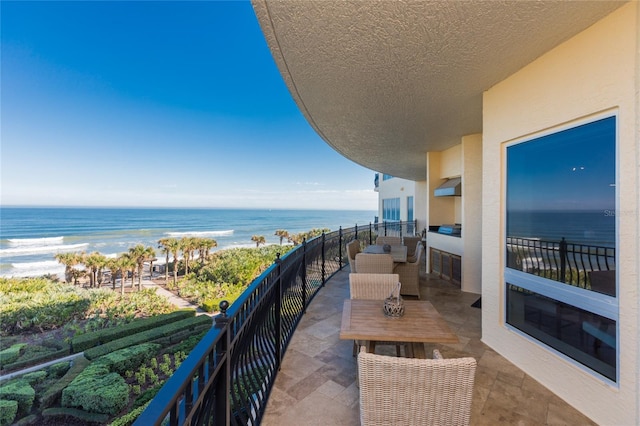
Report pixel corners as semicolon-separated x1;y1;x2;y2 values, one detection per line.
253;2;639;423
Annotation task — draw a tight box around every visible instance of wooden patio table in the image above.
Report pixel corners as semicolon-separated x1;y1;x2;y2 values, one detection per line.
363;244;408;263
340;299;458;358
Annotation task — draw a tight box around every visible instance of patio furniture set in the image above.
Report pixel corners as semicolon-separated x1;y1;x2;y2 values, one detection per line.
343;236;477;425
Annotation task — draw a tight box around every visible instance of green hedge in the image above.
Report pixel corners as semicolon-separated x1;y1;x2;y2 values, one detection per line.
1;347;70;372
72;309;196;352
0;400;18;426
0;380;35;416
61;364;128;415
94;343;160;375
154;324;210;348
42;407;109;424
0;343;26;365
108;400;150;426
84;315;211;360
21;370;47;385
40;356;90;410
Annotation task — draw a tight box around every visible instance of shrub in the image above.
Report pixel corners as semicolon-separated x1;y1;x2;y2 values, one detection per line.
108;400;150;426
72;309;195;352
0;380;35;415
61;364;129;415
40;356;90;410
21;370;47;385
0;343;26;365
42;407;109;424
47;361;71;379
0;399;18;426
94;343;161;375
1;347;71;373
0;281;92;335
84;315;211;360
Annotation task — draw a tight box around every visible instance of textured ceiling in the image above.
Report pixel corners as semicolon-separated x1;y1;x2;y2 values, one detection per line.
252;1;626;181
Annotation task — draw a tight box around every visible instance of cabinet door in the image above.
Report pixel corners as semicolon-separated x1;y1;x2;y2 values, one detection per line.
430;248;441;275
441;253;452;280
451;255;462;286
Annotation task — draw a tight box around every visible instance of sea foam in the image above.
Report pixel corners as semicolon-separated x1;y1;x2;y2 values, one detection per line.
8;236;64;246
0;243;89;256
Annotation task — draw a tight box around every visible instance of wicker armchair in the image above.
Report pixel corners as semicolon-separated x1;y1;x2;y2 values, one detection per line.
346;240;361;272
395;243;423;299
403;236;422;259
355;253;395;274
349;273;399;299
376;236;402;246
349;273;403;356
358;347;477;426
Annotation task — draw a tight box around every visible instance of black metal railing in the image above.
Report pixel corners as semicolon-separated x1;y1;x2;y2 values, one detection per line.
135;221;416;426
506;236;616;291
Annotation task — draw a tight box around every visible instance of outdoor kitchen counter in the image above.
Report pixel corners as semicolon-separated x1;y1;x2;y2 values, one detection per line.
427;231;463;256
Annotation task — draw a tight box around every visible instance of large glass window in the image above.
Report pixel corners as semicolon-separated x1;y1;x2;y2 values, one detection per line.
505;115;617;382
382;198;400;221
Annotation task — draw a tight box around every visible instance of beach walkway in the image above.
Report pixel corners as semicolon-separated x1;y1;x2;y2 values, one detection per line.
141;275;209;316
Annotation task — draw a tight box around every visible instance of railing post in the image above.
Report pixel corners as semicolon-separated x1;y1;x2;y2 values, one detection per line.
275;254;282;367
213;301;230;426
301;240;307;309
321;233;326;284
338;227;343;270
559;238;567;283
369;222;373;245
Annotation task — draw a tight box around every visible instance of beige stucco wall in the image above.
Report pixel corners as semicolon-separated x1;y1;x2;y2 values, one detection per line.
440;144;462;178
377;175;416;223
461;134;482;294
482;3;639;425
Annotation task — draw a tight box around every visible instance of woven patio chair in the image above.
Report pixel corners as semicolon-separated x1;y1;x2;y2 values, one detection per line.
349;273;405;357
355;253;395;274
375;236;402;246
358;346;477;426
346;240;361;273
403;236;422;259
395;243;423;299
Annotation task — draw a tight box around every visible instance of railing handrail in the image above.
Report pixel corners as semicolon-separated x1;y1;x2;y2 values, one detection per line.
506;235;616;289
135;220;417;425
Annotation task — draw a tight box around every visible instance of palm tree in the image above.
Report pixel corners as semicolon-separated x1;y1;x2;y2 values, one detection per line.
54;252;80;284
200;238;217;263
180;237;198;275
128;244;156;290
251;235;266;247
275;229;289;245
120;253;137;294
158;237;176;281
109;255;128;295
161;237;181;286
84;252;107;288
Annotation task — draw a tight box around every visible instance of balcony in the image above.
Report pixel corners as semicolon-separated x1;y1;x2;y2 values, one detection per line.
260;269;595;425
136;223;595;425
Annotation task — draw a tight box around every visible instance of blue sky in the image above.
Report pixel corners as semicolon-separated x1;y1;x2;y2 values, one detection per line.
1;1;378;211
507;116;616;211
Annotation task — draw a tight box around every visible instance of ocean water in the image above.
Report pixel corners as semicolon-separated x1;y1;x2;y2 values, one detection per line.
0;207;376;278
506;210;616;247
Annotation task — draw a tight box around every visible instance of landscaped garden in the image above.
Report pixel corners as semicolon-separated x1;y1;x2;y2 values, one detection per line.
0;234;313;426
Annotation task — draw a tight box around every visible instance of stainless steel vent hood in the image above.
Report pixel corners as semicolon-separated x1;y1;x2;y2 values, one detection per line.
434;177;461;197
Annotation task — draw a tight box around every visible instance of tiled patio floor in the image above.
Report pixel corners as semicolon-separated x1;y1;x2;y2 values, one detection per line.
261;267;597;425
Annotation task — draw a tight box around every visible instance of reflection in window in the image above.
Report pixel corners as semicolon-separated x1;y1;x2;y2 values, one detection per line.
505;115;618;382
507;285;616;381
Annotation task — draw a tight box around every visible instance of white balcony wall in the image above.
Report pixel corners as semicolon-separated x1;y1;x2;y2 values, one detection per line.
481;3;639;425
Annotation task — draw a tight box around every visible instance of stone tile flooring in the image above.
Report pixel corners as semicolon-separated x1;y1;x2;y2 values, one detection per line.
261;268;597;425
